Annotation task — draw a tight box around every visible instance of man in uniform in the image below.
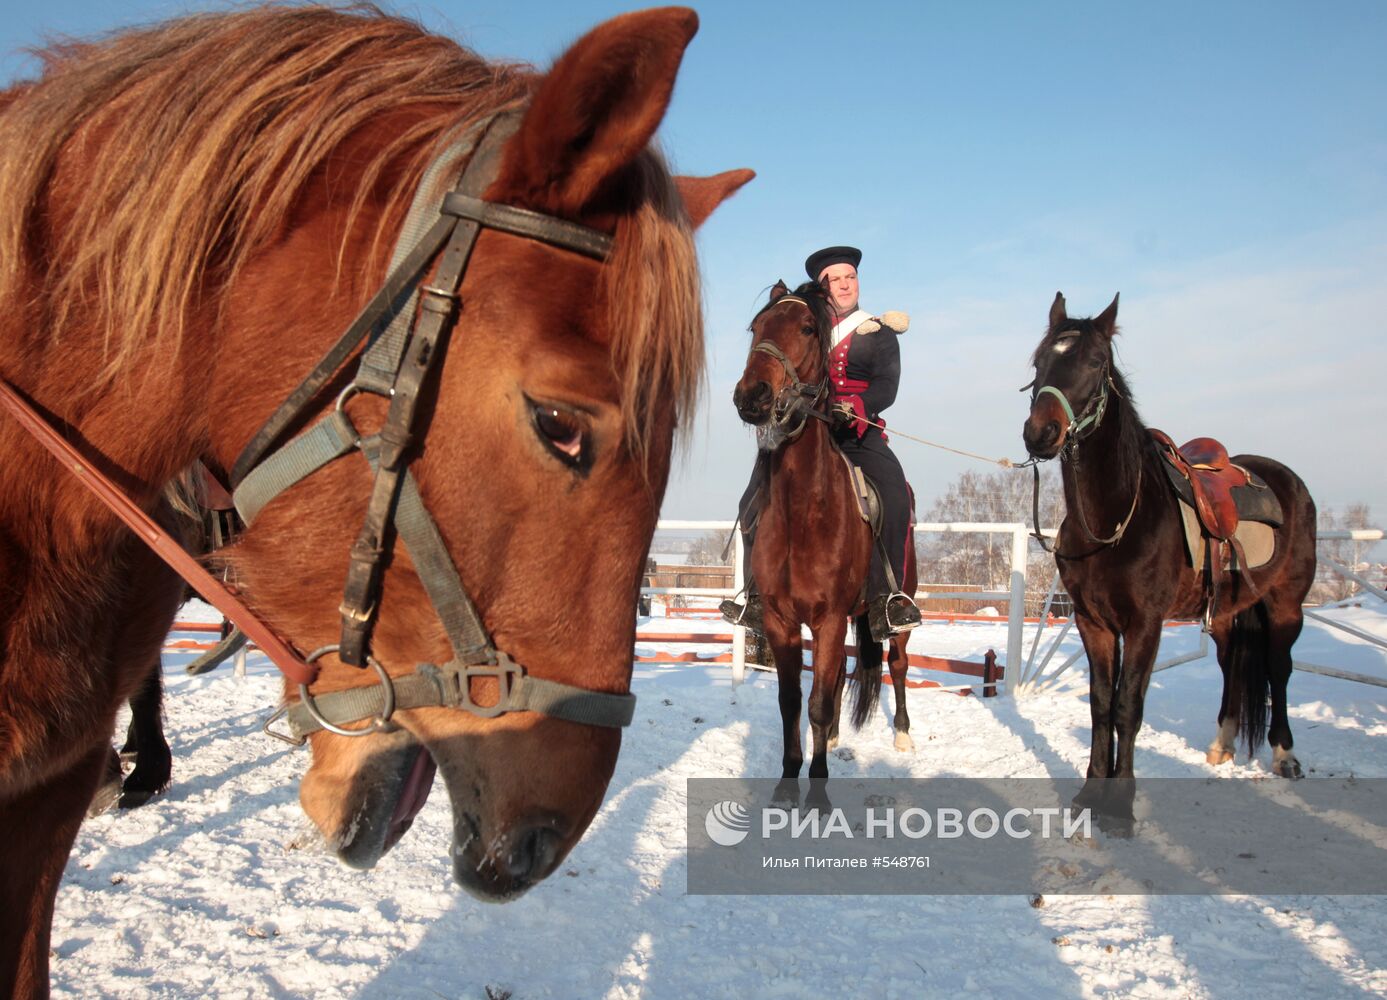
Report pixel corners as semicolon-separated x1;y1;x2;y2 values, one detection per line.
721;245;922;641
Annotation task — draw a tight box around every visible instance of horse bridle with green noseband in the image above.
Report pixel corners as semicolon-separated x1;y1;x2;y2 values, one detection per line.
228;109;636;742
1027;350;1142;556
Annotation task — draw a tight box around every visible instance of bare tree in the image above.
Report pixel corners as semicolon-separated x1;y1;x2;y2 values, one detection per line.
687;528;734;567
1312;503;1377;603
916;466;1064;615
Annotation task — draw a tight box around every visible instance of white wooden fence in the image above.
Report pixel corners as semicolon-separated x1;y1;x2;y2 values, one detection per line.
647;522;1386;696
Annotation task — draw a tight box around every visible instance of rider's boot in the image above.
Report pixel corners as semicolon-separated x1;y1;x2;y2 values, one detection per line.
867;591;922;643
720;590;764;634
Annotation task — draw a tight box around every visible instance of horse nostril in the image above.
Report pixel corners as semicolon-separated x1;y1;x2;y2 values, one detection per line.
502;823;562;882
734;381;773;423
1023;417;1061;455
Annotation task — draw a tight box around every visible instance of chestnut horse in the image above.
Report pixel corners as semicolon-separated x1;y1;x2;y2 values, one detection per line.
0;6;751;995
1021;293;1317;828
733;281;917;782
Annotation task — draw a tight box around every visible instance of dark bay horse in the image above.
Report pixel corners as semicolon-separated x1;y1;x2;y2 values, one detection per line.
0;6;750;994
89;665;169;815
1022;293;1317;827
733;281;917;781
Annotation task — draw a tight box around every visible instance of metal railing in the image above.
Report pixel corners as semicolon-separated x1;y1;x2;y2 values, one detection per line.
1014;528;1386;695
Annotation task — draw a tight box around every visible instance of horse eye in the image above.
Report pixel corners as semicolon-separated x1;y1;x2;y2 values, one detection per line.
532;404;585;465
803;324;816;336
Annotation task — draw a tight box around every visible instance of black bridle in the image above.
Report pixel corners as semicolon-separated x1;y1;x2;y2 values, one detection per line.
229;109;637;742
746;295;833;442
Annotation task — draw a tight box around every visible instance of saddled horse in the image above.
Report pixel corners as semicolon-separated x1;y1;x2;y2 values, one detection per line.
0;6;750;994
733;281;917;782
1022;293;1317;827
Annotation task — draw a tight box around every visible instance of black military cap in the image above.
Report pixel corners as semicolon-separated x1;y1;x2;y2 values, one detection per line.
805;245;862;281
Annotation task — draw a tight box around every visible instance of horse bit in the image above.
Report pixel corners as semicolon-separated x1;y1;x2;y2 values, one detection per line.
226;108;636;742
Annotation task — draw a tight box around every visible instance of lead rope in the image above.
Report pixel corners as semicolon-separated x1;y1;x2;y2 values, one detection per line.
845;412;1016;468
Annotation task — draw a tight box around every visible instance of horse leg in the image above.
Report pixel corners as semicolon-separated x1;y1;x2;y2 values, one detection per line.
1;743;107;999
1093;616;1165;835
886;632;913;752
1077;617;1120;780
1206;619;1238;766
1266;599;1305;779
87;746;125;817
767;617;805;782
807;617;849;781
119;660;170;807
1073;617;1121;814
826;671;845;751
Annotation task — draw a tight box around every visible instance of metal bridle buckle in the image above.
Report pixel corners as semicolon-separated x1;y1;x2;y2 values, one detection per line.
296;644;397;738
454;655;524;719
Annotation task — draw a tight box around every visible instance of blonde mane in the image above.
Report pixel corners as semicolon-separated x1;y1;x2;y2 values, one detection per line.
0;3;703;463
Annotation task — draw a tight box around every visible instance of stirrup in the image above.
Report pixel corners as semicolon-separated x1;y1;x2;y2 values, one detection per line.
886;592;922;633
719;594;763;634
868;592;921;642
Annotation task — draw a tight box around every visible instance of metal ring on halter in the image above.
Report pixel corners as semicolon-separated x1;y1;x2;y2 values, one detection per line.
296;644;397;737
335;383;365;413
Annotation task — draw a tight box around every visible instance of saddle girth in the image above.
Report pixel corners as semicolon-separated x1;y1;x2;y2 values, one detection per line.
1149;428;1275;615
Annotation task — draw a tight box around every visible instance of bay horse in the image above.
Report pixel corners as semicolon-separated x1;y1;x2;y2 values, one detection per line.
0;6;751;995
1022;293;1317;828
733;281;917;782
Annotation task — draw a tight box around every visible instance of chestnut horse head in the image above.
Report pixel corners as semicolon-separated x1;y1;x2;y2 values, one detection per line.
0;2;752;932
732;280;835;447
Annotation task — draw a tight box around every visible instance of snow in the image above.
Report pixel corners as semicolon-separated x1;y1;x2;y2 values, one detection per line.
52;599;1387;998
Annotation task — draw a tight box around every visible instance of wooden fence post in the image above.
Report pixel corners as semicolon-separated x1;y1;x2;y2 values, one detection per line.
982;648;999;697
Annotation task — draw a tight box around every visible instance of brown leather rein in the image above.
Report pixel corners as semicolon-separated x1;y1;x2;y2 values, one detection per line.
0;109;639;741
0;380;318;684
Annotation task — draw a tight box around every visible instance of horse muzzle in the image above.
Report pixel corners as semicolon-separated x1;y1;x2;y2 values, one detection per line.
452;808;571;901
1023;396;1070;459
1023;416;1065;459
733;380;773;425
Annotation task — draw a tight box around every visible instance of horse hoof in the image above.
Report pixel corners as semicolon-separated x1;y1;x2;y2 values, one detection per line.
1205;747;1234;766
893;732;915;752
1273;757;1304;780
772;779;800;807
118;787;163;809
87;779;123;817
1095;812;1134;839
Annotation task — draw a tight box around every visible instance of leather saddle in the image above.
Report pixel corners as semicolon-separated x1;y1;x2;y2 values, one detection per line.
834;447;883;534
1150;429;1282;539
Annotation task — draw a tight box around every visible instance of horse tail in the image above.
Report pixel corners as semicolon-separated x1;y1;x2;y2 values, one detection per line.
1228;599;1271;754
850;614;882;730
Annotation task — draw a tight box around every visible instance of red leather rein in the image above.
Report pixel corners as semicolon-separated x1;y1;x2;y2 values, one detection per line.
0;379;318;685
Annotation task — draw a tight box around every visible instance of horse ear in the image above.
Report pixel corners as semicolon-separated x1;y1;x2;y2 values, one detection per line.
769;280;789;302
1049;292;1067;329
675;169;755;229
491;7;699;213
1094;293;1120;338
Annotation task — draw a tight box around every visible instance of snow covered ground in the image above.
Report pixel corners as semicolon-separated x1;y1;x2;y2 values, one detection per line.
52;599;1387;998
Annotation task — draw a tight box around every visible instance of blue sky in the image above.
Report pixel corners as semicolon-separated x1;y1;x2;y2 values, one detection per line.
3;2;1384;522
